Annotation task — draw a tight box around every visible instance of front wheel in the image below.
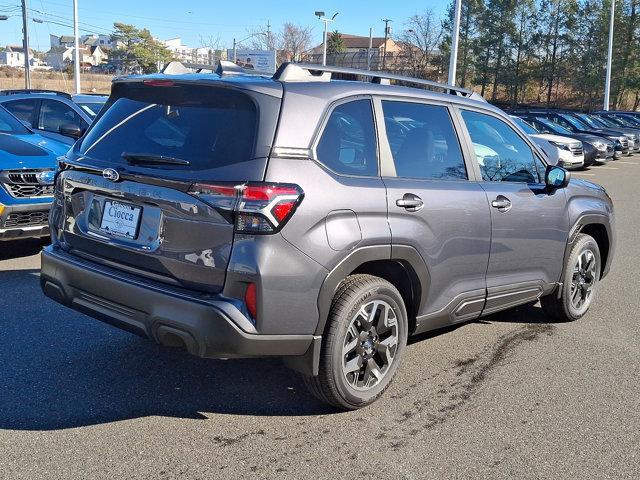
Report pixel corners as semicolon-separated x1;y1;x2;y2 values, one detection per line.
541;233;601;321
303;274;408;410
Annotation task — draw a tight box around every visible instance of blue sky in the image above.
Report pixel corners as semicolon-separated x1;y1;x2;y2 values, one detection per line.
0;0;450;52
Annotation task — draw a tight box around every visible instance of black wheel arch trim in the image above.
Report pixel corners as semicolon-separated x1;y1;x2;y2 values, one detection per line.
315;244;430;337
562;213;613;281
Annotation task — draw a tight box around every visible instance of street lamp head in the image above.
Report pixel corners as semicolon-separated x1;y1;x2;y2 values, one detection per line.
331;12;339;20
0;15;9;21
315;11;325;18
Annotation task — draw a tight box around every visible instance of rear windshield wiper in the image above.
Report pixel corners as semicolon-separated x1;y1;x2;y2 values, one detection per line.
122;152;190;166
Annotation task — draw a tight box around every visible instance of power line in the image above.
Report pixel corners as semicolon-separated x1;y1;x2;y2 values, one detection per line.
36;0;262;29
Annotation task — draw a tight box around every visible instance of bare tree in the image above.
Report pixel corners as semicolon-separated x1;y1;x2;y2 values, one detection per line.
199;35;223;51
244;26;278;51
397;10;444;77
279;22;313;63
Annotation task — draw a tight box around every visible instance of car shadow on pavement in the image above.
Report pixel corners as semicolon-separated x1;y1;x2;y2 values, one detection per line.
479;302;558;324
0;238;49;261
0;269;333;432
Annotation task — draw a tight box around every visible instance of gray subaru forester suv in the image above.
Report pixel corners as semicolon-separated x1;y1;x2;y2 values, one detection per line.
41;62;615;409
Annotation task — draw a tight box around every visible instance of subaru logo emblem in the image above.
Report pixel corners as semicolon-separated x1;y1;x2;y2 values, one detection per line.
35;170;56;185
102;168;120;182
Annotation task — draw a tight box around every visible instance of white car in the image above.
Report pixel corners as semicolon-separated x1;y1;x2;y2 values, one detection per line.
511;116;585;169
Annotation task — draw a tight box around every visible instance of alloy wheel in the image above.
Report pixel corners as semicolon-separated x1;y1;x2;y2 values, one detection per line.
341;300;399;391
570;248;597;311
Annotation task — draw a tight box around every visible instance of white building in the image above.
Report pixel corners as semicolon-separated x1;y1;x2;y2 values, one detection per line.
162;38;216;64
0;45;42;68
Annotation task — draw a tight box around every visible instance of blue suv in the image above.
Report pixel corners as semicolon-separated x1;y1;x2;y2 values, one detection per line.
0;106;69;240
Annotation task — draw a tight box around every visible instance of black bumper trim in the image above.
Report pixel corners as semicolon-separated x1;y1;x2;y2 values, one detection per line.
40;246;314;359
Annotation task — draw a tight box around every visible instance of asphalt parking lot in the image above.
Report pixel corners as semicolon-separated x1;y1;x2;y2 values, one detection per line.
1;160;639;480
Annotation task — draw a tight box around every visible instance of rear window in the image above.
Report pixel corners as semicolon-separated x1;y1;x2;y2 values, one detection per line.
79;83;263;177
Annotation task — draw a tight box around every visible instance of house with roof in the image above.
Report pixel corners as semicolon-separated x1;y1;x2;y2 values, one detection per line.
0;45;42;68
307;33;431;72
310;33;403;60
46;44;108;71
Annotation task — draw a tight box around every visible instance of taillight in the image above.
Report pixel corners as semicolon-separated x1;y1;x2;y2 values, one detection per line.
188;182;304;234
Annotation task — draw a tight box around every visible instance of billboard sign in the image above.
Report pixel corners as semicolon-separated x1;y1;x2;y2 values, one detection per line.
226;49;277;73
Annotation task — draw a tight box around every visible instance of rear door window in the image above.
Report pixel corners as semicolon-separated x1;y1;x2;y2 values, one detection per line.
315;99;378;176
39;99;84;133
3;99;38;127
382;101;467;180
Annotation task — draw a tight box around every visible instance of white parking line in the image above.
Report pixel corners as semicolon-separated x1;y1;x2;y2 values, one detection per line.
615;161;640;165
574;173;595;176
595;167;619;170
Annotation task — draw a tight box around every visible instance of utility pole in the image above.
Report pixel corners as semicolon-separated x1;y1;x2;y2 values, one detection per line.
21;0;31;89
266;19;271;49
367;27;373;70
233;38;236;62
73;0;81;94
448;0;462;86
381;18;392;71
604;0;615;110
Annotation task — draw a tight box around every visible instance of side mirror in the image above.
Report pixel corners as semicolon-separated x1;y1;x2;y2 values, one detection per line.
59;124;84;139
545;165;570;189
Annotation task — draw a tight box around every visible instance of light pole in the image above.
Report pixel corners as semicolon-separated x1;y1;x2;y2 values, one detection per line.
381;18;392;70
315;11;338;66
21;0;31;89
448;0;462;86
73;0;81;94
603;0;615;110
232;32;267;63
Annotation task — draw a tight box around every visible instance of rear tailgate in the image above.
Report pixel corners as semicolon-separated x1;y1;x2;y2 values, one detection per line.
54;78;282;293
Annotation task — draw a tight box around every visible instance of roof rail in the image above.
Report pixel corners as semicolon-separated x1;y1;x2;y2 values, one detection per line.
161;60;273;77
0;89;72;99
273;63;485;101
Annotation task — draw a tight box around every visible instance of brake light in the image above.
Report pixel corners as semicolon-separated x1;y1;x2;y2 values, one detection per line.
143;79;175;87
245;283;257;319
188;182;304;234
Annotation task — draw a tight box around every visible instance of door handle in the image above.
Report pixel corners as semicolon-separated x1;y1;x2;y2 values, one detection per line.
396;193;424;212
491;195;512;211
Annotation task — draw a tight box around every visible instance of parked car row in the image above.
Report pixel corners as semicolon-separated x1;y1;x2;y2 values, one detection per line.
0;89;106;240
508;108;640;171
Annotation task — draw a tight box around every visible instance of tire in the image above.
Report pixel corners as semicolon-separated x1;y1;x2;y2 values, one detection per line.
541;233;601;322
303;274;408;410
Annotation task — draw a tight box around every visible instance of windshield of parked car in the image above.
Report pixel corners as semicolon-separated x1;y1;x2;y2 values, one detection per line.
511;116;539;135
560;114;591;130
76;101;106;118
596;117;625;128
575;113;606;129
0;105;30;135
617;115;640;126
534;117;572;136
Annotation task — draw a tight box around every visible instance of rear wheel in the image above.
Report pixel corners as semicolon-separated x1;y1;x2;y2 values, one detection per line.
541;233;601;321
303;274;408;410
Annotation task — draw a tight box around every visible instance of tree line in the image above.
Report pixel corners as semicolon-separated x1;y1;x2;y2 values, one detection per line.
436;0;640;110
106;1;640;111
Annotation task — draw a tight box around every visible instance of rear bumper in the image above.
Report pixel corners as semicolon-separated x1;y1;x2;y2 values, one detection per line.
40;246;315;359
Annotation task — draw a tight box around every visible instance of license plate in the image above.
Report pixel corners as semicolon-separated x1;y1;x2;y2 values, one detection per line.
99;201;142;239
